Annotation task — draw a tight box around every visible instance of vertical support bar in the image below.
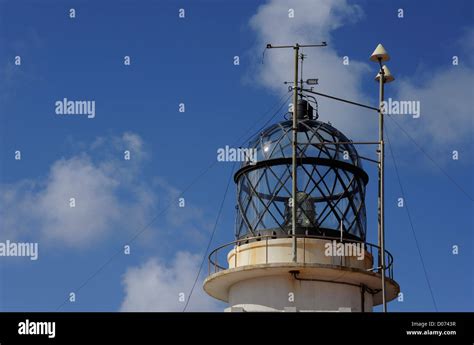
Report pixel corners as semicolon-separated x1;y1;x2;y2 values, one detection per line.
234;245;237;268
214;251;217;273
378;59;387;312
303;236;306;264
291;44;299;263
266;236;269;264
360;285;365;312
340;219;343;242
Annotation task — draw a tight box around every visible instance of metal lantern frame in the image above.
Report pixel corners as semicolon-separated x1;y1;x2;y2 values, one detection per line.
234;119;369;242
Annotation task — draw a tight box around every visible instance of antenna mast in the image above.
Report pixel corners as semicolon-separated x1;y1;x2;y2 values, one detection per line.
265;42;327;262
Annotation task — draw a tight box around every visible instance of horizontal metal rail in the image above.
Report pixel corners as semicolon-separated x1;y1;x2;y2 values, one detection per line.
208;234;394;280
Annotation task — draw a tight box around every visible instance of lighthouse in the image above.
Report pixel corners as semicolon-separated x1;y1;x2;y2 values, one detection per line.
204;43;400;312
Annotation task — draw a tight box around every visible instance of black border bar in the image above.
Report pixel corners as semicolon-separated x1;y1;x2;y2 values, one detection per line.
0;312;472;345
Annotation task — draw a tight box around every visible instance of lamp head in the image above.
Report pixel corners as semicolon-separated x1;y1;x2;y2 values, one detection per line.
370;43;390;62
375;65;395;83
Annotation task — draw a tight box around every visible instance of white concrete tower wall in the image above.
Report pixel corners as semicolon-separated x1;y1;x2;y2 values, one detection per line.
227;275;373;312
204;237;399;312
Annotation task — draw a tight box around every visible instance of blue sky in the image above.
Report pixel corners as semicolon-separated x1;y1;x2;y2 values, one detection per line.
0;0;472;312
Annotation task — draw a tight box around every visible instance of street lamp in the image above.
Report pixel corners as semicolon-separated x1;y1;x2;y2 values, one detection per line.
376;65;395;83
370;43;395;313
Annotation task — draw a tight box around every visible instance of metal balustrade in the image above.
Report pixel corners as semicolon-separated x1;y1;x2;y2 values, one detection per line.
208;234;394;280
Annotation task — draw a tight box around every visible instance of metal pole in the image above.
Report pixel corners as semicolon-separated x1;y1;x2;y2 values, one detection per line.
265;42;327;263
292;44;299;262
339;219;343;242
266;236;269;264
378;59;387;312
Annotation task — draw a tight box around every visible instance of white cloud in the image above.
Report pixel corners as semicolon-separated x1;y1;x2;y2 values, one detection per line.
395;66;474;146
249;0;473;148
249;0;373;140
35;155;121;246
0;133;157;248
392;27;474;147
250;0;363;44
0;132;217;253
120;251;221;312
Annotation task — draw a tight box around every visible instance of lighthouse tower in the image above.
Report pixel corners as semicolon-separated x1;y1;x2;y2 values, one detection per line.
204;44;400;312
